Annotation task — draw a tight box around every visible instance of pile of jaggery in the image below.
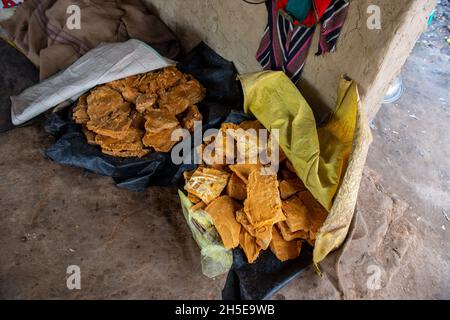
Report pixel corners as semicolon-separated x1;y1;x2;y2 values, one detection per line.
183;121;328;263
73;67;205;157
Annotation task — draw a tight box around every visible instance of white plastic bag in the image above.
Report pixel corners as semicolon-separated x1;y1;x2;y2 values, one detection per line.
10;39;174;125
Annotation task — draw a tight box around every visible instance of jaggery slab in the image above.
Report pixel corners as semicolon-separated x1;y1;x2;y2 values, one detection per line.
205;196;241;249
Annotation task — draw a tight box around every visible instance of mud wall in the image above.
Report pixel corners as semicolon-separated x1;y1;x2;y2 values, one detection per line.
145;0;436;119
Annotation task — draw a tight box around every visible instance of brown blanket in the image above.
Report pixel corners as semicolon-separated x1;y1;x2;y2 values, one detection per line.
0;0;180;80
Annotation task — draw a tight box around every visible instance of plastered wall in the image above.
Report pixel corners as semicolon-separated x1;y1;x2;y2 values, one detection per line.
145;0;436;119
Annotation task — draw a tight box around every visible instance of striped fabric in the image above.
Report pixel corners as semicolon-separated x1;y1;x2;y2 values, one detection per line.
256;0;350;83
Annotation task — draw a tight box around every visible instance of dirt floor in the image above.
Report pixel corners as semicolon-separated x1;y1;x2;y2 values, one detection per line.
0;3;449;300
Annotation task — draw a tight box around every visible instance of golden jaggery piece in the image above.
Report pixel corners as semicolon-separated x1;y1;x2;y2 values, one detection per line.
136;93;158;114
73;93;90;124
182;105;203;132
239;228;261;263
142;127;182;152
269;227;302;262
156;66;186;89
184;167;230;204
243;170;283;228
236;209;255;236
159;79;205;115
86;86;127;121
277;221;309;242
254;224;273;250
226;173;247;201
281;195;310;233
191;201;207;212
205;196;241;249
144;109;180;133
297;191;328;240
228;163;261;184
279;178;306;200
237;208;285;250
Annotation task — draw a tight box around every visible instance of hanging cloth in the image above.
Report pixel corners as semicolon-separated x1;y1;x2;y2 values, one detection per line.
256;0;349;83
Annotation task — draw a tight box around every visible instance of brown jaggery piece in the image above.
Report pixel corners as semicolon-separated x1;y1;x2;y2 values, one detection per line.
243;170;283;229
187;193;202;204
202;126;237;166
144;109;180;133
184;167;230;204
228;163;261;184
183;169;195;184
73;93;90;124
239;228;261;263
129;110;146;130
238;120;265;132
182;105;203;132
156;66;186;89
137;72;160;94
142;127;182;152
107;75;141;92
277;221;309;242
279;178;306;200
281;195;310;233
205;196;241;249
86;112;133;140
95;128;145;151
159;79;205;115
297;191;328;240
102;148;149;158
234;128;260;163
82;126;97;145
280;167;297;180
285;159;296;173
121;87;140;103
269;226;302;262
226;173;247;201
136;93;158;114
86;86;127;121
191;201;207;212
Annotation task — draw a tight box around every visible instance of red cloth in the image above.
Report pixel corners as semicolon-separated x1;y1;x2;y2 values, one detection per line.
276;0;333;26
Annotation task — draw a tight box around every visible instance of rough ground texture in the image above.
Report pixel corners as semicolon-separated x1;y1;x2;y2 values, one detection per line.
0;2;449;300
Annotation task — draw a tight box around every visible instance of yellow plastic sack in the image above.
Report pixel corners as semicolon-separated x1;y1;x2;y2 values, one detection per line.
179;71;372;275
241;71;356;211
240;71;372;267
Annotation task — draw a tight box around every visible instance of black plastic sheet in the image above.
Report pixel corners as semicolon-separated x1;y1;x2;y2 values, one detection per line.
44;42;243;191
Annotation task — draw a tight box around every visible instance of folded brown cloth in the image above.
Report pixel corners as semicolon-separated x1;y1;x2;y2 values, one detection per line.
0;0;180;80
